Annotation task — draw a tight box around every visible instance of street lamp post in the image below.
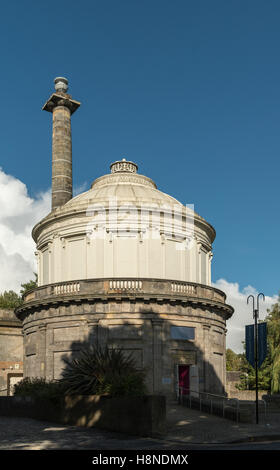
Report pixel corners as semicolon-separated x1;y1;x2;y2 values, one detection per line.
247;293;265;424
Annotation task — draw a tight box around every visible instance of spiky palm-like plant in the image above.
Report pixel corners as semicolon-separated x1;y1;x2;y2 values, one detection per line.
59;346;146;396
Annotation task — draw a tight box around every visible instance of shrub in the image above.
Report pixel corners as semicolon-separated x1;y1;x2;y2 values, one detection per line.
59;346;147;397
13;377;66;404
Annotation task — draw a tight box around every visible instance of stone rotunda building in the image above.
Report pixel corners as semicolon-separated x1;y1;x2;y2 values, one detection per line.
16;78;234;398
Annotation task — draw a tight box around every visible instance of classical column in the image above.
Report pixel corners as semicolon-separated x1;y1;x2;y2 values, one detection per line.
42;77;80;210
98;321;109;349
208;251;213;285
87;320;99;346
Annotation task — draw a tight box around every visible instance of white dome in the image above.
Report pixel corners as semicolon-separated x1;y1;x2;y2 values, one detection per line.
33;161;215;287
61;166;185;212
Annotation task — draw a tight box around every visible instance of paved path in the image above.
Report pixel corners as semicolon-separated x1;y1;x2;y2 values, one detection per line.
165;401;280;444
0;416;172;450
1;401;280;450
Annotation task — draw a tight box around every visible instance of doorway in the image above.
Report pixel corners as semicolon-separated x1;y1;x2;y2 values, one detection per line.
178;365;190;396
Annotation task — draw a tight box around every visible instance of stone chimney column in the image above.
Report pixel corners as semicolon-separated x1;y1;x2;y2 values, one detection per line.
43;77;80;210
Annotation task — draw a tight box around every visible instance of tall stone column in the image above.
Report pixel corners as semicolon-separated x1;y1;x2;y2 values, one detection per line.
42;77;80;211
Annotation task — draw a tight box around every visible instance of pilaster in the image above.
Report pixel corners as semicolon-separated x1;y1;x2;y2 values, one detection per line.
152;319;163;393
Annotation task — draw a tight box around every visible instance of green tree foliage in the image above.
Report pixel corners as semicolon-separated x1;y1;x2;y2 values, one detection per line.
0;290;22;309
20;273;38;296
0;274;38;309
226;349;247;371
60;346;147;397
226;342;271;391
233;296;280;393
237;358;272;391
265;297;280;393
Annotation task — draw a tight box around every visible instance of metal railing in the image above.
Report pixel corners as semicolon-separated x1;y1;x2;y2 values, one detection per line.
239;398;267;418
260;399;267;417
178;387;240;422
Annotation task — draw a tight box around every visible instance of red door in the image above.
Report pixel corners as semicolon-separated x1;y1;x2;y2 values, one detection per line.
178;365;190;395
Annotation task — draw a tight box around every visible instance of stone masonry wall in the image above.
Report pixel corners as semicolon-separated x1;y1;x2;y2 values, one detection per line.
0;309;23;395
20;297;228;398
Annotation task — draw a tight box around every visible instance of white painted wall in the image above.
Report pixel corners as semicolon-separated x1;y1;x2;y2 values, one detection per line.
37;228;212;286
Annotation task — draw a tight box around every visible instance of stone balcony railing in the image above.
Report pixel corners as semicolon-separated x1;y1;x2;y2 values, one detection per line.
19;278;233;318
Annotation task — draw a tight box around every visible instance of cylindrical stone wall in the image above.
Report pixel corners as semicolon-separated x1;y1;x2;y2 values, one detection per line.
17;284;233;398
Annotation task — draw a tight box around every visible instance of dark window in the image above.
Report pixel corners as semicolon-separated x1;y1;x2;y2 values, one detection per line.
171;326;195;340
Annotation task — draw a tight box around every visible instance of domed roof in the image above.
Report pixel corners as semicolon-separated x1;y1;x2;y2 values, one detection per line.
63;158;184;210
33;159;216;243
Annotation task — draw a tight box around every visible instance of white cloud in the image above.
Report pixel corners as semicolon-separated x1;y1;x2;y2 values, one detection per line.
0;168;51;293
0;168;88;294
212;278;278;354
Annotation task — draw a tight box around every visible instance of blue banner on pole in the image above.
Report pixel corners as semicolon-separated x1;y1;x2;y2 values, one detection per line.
245;323;267;369
245;324;255;368
258;322;267;368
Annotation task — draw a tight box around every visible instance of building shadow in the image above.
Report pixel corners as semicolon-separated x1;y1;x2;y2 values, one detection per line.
54;315;227;435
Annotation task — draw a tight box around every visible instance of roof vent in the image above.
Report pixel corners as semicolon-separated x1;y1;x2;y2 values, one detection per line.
110;158;138;174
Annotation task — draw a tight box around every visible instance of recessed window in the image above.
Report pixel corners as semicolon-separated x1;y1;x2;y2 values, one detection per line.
171;326;195;340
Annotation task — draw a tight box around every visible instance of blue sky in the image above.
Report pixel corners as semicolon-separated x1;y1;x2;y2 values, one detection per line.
0;0;280;299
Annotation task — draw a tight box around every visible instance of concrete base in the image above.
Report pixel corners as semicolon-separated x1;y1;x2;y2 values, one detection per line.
0;394;166;437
